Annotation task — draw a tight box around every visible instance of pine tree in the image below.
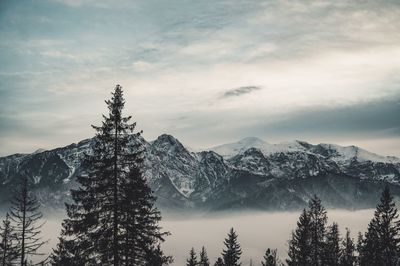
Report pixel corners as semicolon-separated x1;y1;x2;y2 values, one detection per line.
324;223;340;266
356;232;365;266
0;213;18;265
359;186;400;266
222;227;242;266
261;248;279;266
308;195;327;266
9;174;46;265
49;235;75;266
359;213;381;265
186;248;197;266
62;85;169;265
144;244;173;266
287;209;311;266
339;228;355;266
199;246;210;266
121;165;170;264
214;257;224;266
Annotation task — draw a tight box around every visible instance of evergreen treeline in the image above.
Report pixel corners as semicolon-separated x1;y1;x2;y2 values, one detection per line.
285;186;400;266
185;186;400;266
1;84;400;266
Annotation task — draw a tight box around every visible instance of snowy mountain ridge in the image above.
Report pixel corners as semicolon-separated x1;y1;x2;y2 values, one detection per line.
210;137;399;164
1;135;400;211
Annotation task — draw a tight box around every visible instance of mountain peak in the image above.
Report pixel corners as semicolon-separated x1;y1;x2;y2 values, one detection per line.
237;137;268;145
151;134;187;153
33;148;47;154
209;137;269;158
154;134;181;145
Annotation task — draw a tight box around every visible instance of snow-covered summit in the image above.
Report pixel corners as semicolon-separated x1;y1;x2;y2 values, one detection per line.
316;143;400;164
209;137;400;164
209;137;269;157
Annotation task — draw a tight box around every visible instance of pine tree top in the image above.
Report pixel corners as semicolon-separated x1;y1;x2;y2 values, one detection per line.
222;227;242;266
186;247;198;266
199;246;210;265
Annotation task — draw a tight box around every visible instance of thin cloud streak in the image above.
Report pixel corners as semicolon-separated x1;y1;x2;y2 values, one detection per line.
223;86;262;98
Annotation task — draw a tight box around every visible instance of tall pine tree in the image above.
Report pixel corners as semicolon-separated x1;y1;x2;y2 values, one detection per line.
287;209;311;266
358;186;400;266
222;227;242;266
62;85;169;265
308;195;327;266
9;174;46;265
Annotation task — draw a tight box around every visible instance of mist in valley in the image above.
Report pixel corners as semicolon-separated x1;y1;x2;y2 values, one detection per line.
34;209;374;265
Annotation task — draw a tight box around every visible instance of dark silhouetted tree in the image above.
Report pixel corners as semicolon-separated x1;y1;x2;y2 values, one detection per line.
356;232;365;266
49;235;76;266
9;174;46;265
324;222;340;266
62;85;169;265
186;248;197;266
214;257;224;266
199;246;210;266
308;195;327;266
144;244;173;266
287;209;311;266
358;186;400;266
262;248;279;266
339;228;355;266
0;213;18;265
222;227;242;266
359;211;380;266
121;164;170;265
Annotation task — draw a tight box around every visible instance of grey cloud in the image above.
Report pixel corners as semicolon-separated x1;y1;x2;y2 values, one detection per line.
223;86;262;98
161;95;400;155
247;97;400;140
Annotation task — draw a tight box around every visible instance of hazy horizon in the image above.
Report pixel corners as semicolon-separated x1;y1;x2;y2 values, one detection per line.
30;209;374;266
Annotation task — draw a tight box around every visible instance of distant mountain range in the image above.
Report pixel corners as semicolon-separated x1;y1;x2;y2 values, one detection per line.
1;135;400;212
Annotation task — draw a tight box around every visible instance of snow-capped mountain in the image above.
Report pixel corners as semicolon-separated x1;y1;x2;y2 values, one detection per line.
1;135;400;211
210;137;399;163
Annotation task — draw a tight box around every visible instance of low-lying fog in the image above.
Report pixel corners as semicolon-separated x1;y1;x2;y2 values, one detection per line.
23;209;375;265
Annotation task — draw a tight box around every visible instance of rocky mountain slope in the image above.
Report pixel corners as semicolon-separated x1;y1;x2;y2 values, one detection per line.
1;135;400;211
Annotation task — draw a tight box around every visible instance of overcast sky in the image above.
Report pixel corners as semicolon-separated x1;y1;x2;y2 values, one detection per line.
0;0;399;157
